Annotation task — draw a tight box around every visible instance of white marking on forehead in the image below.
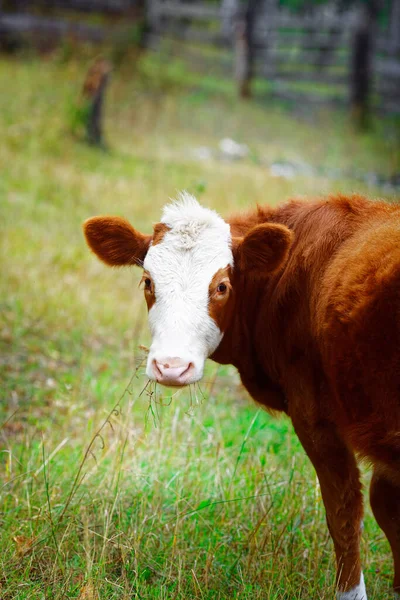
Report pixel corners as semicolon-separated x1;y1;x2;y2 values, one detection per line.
145;192;233;273
159;192;231;251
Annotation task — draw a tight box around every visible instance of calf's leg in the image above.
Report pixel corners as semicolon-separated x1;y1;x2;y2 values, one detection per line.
369;466;400;597
292;417;366;599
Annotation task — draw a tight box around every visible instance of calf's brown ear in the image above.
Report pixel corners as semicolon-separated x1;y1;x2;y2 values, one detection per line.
83;216;151;267
233;223;293;274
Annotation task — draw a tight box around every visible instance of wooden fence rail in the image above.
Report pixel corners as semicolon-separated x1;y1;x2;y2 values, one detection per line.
0;13;105;41
49;0;134;12
0;0;140;47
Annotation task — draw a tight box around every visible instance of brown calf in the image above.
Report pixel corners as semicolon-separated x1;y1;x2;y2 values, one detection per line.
84;193;400;599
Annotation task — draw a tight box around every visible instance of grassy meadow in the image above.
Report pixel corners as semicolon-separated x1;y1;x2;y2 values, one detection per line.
1;49;399;599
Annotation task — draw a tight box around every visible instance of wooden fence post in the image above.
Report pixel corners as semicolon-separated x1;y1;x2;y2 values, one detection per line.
234;0;260;98
389;0;400;54
350;1;380;128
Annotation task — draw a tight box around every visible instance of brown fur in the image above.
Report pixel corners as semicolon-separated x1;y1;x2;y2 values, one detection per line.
211;193;400;594
233;223;294;275
152;222;170;246
140;272;155;311
83;216;151;267
208;266;234;332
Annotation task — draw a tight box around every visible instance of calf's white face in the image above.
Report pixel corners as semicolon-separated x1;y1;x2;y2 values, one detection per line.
84;194;234;386
83;193;293;388
142;196;233;385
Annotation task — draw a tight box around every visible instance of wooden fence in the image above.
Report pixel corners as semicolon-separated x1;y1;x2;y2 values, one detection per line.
0;0;141;46
0;0;398;115
147;0;400;115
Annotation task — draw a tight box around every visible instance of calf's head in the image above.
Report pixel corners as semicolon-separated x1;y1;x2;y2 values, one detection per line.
84;193;292;387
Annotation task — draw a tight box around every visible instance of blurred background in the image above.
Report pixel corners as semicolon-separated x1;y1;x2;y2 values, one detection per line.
0;1;399;599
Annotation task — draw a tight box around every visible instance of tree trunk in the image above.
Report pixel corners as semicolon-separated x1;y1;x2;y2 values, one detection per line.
82;58;112;147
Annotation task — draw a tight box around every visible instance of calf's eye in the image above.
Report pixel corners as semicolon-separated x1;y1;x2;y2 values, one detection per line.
217;283;227;293
144;278;152;290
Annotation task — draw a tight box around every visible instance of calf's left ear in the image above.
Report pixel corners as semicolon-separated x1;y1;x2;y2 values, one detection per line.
233;223;293;274
83;216;151;267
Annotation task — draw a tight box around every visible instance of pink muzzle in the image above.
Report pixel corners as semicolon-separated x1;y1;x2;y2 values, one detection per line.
151;357;195;387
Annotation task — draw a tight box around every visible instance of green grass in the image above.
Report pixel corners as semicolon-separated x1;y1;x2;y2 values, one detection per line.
0;50;399;599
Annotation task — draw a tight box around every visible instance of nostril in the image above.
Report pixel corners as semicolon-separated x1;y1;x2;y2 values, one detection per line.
181;362;194;378
153;360;163;379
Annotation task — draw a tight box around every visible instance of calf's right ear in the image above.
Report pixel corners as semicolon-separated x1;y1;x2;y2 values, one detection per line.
83;216;151;267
